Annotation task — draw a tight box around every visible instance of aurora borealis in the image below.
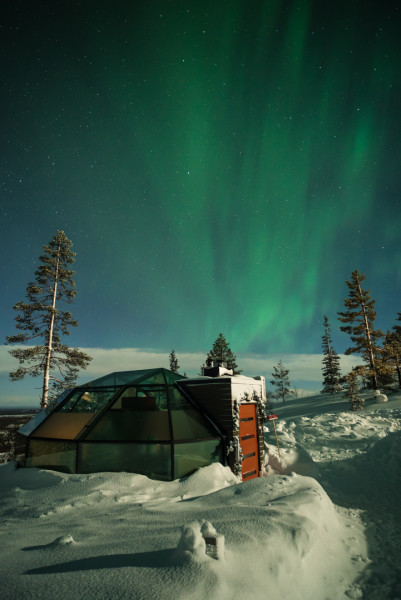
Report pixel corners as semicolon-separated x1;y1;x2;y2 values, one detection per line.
1;1;401;402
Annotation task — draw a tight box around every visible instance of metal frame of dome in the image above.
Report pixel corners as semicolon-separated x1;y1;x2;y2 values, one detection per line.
16;368;225;480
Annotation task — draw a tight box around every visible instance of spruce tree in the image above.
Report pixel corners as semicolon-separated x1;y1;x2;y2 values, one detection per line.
6;231;92;409
169;349;180;373
344;370;364;411
393;312;401;338
382;330;401;388
270;360;292;402
337;270;383;390
206;333;241;374
391;313;401;387
321;315;342;395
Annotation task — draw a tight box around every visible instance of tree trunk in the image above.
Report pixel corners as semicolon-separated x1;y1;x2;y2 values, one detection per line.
357;281;378;390
41;246;60;409
396;358;401;389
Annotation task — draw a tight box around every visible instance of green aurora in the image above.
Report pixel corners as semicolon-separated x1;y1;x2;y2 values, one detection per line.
1;0;400;358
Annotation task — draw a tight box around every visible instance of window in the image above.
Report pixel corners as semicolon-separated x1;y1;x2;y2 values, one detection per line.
19;389;71;436
111;387;168;411
169;387;217;440
174;440;221;479
78;442;171;480
111;387;136;410
26;439;76;473
57;388;117;413
87;387;170;441
138;372;166;385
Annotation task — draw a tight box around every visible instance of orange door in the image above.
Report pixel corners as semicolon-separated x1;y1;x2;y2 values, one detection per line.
239;403;259;481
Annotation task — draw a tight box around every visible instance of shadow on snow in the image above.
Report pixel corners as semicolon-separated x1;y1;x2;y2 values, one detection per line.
24;548;176;574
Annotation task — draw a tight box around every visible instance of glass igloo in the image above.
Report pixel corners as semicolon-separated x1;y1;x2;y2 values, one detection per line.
17;368;223;480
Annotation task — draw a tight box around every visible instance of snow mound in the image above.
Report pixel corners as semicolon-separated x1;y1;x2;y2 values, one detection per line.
173;520;225;563
49;534;76;546
0;460;66;491
0;461;366;600
5;396;401;599
264;442;319;477
174;521;208;563
21;535;77;551
273;407;401;463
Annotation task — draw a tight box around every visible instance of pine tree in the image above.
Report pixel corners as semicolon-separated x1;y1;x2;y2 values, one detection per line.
391;313;401;387
393;312;401;338
337;270;383;390
321;315;342;395
206;333;241;374
5;231;92;409
344;370;365;411
169;349;180;373
270;360;292;402
382;329;401;388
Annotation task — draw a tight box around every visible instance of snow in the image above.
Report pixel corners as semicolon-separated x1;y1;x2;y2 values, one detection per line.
2;392;401;599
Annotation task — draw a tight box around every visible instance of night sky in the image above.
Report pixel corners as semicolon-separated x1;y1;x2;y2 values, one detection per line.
1;1;401;402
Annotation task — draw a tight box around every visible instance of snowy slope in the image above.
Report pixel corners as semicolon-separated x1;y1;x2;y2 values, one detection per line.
1;392;401;600
270;391;401;599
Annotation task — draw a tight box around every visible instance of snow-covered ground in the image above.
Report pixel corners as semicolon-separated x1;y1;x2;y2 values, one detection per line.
1;391;401;600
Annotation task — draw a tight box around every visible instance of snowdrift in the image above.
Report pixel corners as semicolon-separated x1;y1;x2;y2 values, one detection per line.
0;459;365;600
3;393;401;599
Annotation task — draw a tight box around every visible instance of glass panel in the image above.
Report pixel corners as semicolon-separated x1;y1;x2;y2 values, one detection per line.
85;408;170;441
138;387;168;411
138;370;186;384
57;388;117;413
78;442;171;480
164;370;186;384
111;387;136;410
31;413;94;440
111;387;167;411
15;433;27;461
25;439;76;473
137;372;166;385
174;440;222;479
83;369;185;388
86;369;161;387
170;387;217;440
18;389;72;437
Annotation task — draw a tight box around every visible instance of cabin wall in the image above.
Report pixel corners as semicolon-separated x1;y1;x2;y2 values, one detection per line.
179;380;233;435
179;377;266;478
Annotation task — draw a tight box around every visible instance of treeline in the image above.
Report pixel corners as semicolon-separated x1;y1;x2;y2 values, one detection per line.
169;333;295;404
6;231;398;413
170;270;401;411
320;269;401;409
334;269;400;409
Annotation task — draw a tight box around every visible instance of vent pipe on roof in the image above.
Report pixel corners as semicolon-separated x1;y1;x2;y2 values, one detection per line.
202;359;233;378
